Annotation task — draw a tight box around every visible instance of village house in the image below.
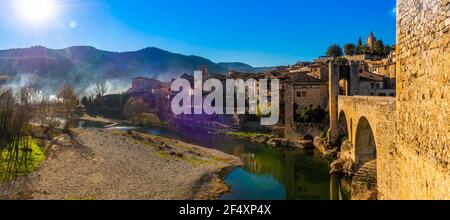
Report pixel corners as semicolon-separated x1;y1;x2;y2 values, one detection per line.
128;77;170;95
283;72;328;112
358;71;395;97
305;62;329;81
368;50;396;78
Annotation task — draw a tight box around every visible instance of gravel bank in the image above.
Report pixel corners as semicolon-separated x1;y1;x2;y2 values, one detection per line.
0;128;241;200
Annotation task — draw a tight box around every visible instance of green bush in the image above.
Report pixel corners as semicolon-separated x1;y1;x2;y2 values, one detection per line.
295;105;328;124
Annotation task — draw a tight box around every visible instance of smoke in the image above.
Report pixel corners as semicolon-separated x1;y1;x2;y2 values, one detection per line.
83;79;132;97
1;73;133;98
2;73;39;91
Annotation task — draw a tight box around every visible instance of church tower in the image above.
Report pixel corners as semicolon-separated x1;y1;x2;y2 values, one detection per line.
366;32;376;49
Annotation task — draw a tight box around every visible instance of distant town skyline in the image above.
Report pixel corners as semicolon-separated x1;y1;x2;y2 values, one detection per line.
0;0;396;66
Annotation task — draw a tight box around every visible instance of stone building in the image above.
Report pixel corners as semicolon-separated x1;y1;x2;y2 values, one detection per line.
368;50;396;78
129;77;168;94
305;62;329;81
358;71;395;97
290;73;328;111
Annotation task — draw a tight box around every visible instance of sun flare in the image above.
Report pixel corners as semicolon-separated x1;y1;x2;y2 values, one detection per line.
15;0;57;25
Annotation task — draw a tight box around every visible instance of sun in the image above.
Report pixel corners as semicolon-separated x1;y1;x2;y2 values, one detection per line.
16;0;57;25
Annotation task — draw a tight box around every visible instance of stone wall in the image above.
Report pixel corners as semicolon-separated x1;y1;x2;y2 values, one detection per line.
293;83;328;110
284;81;304;143
395;0;450;199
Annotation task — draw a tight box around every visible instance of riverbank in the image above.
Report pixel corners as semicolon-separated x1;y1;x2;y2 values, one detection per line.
0;128;241;200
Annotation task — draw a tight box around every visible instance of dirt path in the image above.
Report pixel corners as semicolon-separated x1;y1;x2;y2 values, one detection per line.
0;128;241;200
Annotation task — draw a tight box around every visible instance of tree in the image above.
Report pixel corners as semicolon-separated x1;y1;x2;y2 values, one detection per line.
344;43;356;56
81;96;89;108
123;98;151;125
373;40;385;55
94;81;109;97
383;44;394;56
57;85;78;133
356;37;364;55
326;44;343;57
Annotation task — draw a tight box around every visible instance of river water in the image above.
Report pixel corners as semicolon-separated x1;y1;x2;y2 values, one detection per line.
80;121;350;200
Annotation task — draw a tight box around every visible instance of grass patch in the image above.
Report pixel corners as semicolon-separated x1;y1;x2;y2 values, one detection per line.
0;137;45;182
227;132;271;139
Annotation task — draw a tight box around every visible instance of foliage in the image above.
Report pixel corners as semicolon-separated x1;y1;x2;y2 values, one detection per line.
256;103;272;117
227;132;271;139
0;85;49;182
335;57;348;65
344;43;356;56
295;105;328;124
373;40;385;56
326;44;343;57
57;85;78;132
0;137;45;182
123;98;152;125
356;37;364;55
82;94;130;119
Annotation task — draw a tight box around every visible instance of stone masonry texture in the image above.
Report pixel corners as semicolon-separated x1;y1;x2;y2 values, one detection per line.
396;0;450;199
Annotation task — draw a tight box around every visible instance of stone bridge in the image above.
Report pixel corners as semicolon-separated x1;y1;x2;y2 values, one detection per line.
328;63;400;199
336;96;396;169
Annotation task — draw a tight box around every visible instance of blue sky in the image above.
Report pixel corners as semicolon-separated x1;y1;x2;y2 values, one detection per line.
0;0;396;66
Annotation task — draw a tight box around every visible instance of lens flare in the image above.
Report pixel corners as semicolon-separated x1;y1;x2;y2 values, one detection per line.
16;0;57;25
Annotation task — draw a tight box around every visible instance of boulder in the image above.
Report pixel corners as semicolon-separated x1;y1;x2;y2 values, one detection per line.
267;138;281;146
280;139;289;146
252;136;269;144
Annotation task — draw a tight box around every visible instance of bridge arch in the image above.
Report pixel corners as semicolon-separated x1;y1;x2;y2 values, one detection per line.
354;117;377;166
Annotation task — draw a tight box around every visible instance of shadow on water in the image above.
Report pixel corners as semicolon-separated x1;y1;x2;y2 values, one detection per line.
78;121;350;200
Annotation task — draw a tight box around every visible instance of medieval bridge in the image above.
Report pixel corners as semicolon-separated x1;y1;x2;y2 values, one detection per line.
336;96;396;168
327;62;399;199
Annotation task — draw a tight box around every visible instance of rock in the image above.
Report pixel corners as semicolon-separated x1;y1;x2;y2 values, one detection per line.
330;157;357;176
267;138;281;146
330;159;345;174
252;136;268;144
289;141;315;150
280;139;289;146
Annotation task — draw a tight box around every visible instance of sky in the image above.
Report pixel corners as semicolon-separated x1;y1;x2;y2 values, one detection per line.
0;0;397;66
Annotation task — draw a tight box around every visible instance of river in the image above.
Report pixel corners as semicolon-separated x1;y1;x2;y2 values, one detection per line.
79;121;350;200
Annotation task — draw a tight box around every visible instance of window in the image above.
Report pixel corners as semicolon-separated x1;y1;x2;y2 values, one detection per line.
376;83;380;89
296;91;307;97
371;83;375;89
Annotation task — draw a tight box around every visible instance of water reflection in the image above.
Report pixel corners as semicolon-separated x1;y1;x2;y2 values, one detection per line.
142;127;350;200
78;120;350;200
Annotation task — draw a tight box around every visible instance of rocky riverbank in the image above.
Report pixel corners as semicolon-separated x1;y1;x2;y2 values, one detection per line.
0;128;241;200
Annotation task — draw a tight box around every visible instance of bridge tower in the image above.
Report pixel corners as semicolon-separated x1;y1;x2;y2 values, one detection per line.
328;62;340;147
349;61;360;96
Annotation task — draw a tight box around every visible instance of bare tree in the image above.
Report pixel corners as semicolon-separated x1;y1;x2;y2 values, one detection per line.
57;85;78;133
94;81;109;97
